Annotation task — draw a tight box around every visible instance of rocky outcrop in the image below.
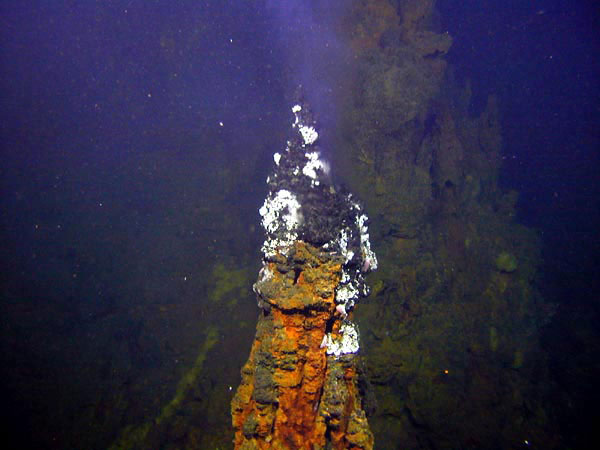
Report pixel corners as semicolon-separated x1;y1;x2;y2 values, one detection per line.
231;97;377;449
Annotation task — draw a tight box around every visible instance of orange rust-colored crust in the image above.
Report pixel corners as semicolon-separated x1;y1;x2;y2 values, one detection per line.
231;241;373;449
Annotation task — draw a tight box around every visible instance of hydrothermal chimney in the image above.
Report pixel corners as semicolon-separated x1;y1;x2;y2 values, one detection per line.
231;92;377;449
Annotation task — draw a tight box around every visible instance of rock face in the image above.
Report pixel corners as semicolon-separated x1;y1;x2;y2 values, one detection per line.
334;1;559;447
231;96;377;449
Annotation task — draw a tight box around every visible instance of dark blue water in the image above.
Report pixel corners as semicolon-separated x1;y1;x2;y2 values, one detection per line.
1;1;598;448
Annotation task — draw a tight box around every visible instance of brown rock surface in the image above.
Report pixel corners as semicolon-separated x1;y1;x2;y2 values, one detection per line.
231;241;373;449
